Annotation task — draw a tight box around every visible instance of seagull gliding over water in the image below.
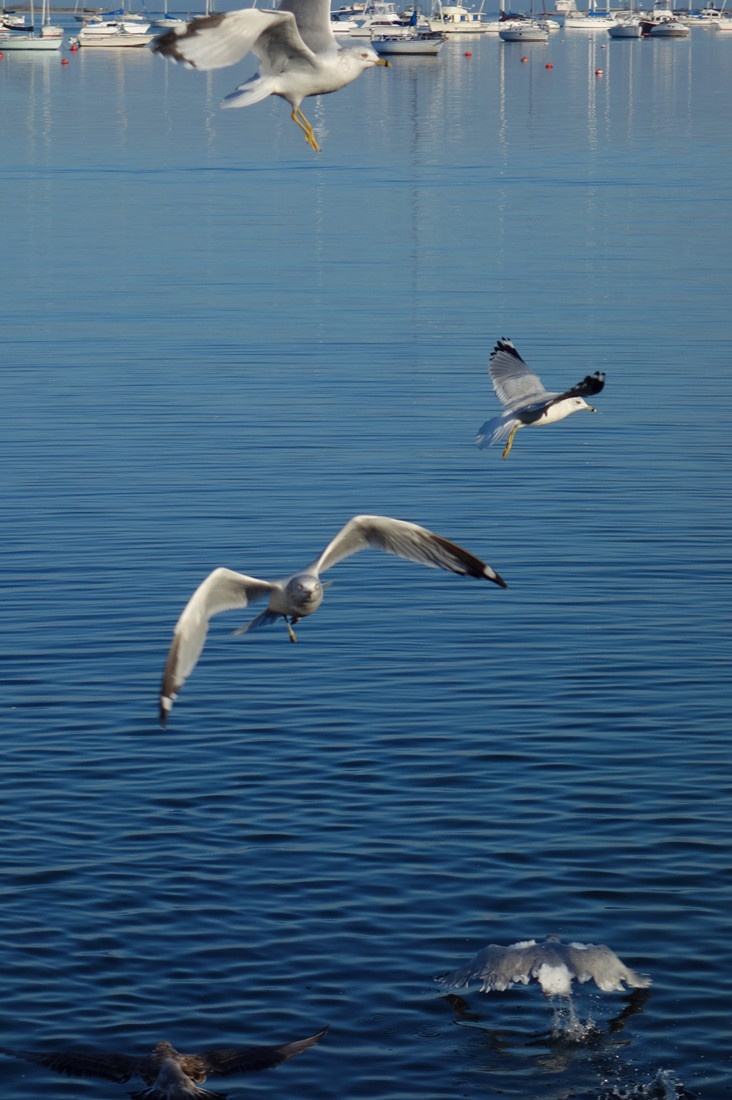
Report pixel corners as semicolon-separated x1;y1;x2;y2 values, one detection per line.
160;514;507;724
476;338;606;459
151;0;390;151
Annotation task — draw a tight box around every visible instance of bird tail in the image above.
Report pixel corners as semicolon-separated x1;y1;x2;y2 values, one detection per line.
220;76;277;110
232;608;281;636
129;1088;227;1100
476;413;517;449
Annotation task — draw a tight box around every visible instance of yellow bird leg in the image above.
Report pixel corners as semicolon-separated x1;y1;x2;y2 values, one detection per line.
502;424;519;460
291;108;320;152
287;619;299;644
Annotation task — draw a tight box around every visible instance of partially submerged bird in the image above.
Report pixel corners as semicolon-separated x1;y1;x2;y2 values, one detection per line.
435;936;650;998
0;1028;327;1100
476;338;606;459
160;514;507;724
151;0;390;151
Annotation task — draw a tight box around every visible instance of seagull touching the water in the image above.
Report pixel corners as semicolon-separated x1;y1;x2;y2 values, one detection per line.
160;514;507;725
435;936;650;998
0;1028;327;1100
151;0;389;151
476;339;606;459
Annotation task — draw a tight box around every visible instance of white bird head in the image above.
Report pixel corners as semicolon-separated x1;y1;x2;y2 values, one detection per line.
348;45;391;70
286;573;324;614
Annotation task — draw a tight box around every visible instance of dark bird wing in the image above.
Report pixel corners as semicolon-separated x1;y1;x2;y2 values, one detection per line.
192;1027;328;1077
310;515;507;588
559;371;606;400
0;1047;137;1083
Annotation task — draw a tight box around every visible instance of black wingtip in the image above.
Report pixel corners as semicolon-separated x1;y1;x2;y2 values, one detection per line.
491;337;524;363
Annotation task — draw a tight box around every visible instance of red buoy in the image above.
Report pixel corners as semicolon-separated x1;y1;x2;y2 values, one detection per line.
595;68;604;75
545;62;553;69
464;50;472;56
70;42;79;50
521;55;528;62
61;57;69;64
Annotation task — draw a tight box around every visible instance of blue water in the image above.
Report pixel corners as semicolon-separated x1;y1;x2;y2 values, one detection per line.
2;17;731;1100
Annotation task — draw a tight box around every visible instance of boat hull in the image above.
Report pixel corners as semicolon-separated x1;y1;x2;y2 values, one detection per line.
372;31;446;51
0;32;62;47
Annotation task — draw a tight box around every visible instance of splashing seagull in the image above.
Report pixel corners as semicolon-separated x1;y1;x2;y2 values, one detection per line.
435;936;650;998
159;514;507;725
150;0;390;151
476;339;606;459
0;1028;327;1100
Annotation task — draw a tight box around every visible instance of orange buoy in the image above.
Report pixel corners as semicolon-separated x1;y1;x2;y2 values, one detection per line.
521;55;528;62
464;50;472;56
61;57;69;64
545;62;553;69
70;42;79;50
595;68;604;75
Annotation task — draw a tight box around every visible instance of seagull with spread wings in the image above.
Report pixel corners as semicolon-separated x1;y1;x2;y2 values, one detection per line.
1;1028;327;1100
151;0;389;151
436;936;650;998
159;514;507;725
476;339;606;459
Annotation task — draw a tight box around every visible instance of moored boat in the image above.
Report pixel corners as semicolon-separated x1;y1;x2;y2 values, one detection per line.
372;26;446;49
428;0;491;32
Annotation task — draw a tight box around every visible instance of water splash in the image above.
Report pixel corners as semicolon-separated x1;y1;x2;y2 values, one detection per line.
598;1067;696;1100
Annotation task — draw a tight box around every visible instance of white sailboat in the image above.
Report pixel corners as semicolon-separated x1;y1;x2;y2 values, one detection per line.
0;0;63;48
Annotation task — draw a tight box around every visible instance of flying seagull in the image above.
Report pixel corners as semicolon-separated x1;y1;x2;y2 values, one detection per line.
151;0;390;151
160;514;507;724
435;936;650;998
0;1028;327;1100
476;338;606;459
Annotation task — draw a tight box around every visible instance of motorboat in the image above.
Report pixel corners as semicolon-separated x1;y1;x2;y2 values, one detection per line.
608;12;643;33
498;14;551;37
640;2;690;32
428;0;491;32
648;16;690;31
348;1;414;35
372;26;446;49
74;20;154;43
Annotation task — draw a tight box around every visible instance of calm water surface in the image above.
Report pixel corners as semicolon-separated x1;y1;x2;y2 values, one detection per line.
1;19;731;1100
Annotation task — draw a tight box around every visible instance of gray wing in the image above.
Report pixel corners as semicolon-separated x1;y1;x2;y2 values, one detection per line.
435;941;543;992
160;567;273;725
151;9;306;72
278;0;337;54
488;339;555;412
563;942;651;992
0;1047;137;1083
196;1027;328;1077
309;515;507;588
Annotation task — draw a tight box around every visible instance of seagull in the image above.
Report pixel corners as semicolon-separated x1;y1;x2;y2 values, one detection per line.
150;0;390;151
160;514;507;725
476;338;606;459
435;936;651;998
0;1028;327;1100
